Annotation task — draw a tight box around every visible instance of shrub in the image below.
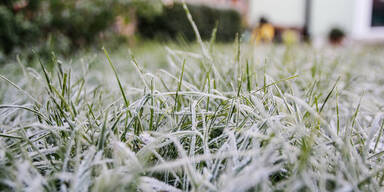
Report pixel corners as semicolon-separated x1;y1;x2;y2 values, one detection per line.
0;1;42;54
0;0;162;59
328;27;345;45
137;3;243;42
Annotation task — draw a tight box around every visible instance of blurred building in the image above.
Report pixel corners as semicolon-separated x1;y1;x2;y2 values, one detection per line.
249;0;384;42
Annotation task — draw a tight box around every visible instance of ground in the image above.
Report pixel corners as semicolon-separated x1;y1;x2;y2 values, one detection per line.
1;42;384;191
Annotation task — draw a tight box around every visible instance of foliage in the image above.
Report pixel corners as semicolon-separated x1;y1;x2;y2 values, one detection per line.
328;27;345;44
0;0;163;59
137;3;242;42
0;0;42;54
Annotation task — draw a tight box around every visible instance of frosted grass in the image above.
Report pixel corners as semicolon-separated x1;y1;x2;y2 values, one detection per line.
1;6;384;190
0;42;384;191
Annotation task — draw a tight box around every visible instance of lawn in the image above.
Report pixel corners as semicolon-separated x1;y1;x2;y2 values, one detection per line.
1;40;384;191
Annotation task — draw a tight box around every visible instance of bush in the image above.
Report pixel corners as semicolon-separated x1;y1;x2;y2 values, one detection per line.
328;28;345;45
0;0;162;59
0;0;115;57
0;1;42;54
48;0;122;47
137;3;243;42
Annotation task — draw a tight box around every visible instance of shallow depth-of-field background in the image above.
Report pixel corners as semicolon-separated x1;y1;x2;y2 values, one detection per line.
1;40;384;191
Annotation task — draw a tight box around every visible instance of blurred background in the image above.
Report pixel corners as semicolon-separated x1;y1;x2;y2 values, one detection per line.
1;0;384;62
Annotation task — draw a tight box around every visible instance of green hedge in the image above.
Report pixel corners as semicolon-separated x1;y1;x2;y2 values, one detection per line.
0;1;41;54
0;0;115;55
0;0;162;60
137;3;243;42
